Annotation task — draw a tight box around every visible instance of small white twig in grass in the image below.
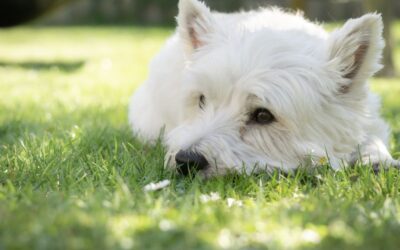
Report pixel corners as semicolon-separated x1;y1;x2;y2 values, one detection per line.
200;192;221;203
227;198;243;207
143;180;171;192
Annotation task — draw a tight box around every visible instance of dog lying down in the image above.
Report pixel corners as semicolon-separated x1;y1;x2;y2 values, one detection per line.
129;0;399;178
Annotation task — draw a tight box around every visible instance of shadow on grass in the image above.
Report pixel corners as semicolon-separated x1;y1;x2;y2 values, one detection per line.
0;105;126;145
0;119;44;144
0;60;85;72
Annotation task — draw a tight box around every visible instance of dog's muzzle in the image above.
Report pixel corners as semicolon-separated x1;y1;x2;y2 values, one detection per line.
175;150;209;175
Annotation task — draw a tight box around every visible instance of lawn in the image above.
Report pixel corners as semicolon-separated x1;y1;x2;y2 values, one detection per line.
0;22;400;250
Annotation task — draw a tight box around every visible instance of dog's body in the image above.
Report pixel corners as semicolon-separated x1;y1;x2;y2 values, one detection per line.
129;0;399;177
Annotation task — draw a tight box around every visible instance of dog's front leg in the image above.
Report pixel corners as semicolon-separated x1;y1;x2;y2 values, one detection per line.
352;136;400;171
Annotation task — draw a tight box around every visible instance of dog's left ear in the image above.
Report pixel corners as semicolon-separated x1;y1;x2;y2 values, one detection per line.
177;0;215;53
327;13;384;95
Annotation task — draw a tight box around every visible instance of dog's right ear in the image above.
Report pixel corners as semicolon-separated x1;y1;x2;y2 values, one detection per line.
326;14;384;96
177;0;215;53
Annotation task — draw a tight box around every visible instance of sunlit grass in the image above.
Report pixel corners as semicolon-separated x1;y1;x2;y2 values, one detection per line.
0;23;400;250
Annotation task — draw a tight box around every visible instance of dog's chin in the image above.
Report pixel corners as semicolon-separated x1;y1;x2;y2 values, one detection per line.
189;164;276;179
178;166;233;180
165;148;301;178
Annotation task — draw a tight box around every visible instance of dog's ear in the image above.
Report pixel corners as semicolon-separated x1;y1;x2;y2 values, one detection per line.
327;13;384;95
177;0;215;53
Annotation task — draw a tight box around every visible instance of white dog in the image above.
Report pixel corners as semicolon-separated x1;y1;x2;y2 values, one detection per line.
129;0;399;177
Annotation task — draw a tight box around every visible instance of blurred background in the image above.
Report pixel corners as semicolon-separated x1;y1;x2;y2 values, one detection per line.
42;0;400;25
4;0;397;25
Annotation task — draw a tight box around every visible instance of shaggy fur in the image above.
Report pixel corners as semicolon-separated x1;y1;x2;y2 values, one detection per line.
129;0;399;177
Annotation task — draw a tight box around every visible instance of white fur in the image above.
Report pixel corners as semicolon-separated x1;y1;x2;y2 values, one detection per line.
129;0;399;177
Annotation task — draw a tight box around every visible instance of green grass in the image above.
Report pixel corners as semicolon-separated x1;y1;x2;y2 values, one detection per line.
1;22;400;250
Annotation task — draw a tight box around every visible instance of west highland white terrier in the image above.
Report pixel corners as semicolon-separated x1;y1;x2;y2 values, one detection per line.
129;0;399;177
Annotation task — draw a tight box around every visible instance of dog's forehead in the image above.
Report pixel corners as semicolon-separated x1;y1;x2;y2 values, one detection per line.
191;27;325;75
188;31;325;90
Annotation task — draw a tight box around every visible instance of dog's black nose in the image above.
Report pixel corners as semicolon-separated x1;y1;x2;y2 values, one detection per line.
175;150;209;175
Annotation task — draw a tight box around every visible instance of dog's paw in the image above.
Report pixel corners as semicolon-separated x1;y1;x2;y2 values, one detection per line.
370;159;400;174
389;159;400;169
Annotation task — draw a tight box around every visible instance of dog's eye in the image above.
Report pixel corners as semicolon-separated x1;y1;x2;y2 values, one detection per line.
199;94;206;110
250;108;275;124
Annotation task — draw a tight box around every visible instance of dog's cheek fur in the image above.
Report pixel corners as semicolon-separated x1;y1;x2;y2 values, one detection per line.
166;112;308;174
242;127;313;170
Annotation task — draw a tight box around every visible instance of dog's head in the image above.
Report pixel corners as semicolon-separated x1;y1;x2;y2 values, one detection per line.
166;0;384;177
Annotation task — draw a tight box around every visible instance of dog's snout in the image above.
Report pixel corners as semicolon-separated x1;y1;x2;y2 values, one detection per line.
175;150;209;175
